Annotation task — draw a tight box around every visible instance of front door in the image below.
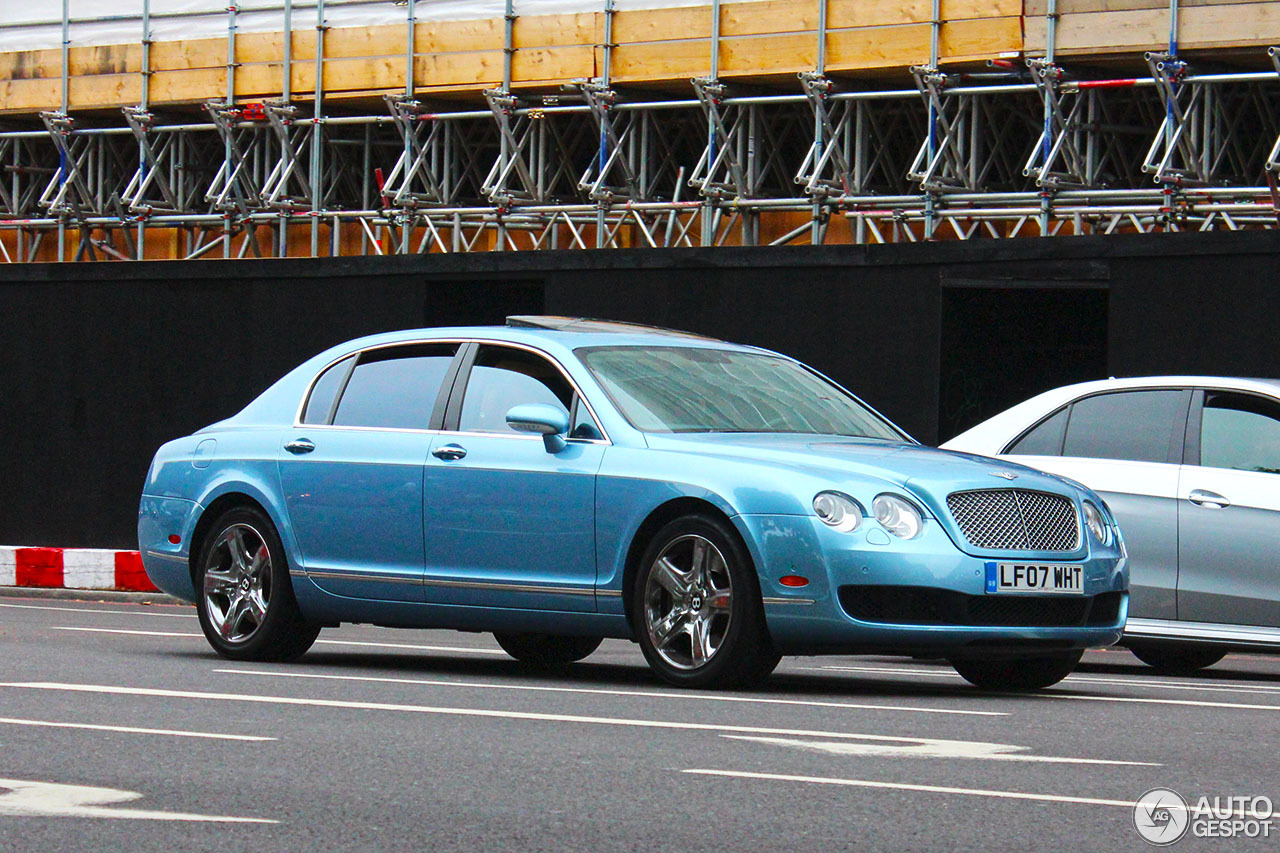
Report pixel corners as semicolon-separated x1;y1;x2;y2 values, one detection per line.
422;344;604;612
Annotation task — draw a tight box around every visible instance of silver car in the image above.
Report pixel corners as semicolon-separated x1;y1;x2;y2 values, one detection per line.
943;376;1280;674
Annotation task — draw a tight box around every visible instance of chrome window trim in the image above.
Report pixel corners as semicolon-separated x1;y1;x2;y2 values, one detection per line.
446;339;612;444
293;338;469;428
292;336;612;445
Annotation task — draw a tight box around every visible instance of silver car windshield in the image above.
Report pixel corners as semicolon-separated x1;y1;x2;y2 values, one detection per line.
577;345;907;439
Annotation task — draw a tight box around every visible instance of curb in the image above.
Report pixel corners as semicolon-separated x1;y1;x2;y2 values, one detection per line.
0;585;184;606
0;546;160;593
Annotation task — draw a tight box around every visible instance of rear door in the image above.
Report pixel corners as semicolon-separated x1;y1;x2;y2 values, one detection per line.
1001;389;1190;620
279;342;461;601
1176;389;1280;626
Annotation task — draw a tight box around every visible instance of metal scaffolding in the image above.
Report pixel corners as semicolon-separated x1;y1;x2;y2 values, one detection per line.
4;1;1280;260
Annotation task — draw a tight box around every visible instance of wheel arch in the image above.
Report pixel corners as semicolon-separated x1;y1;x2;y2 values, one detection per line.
187;491;278;591
620;496;765;635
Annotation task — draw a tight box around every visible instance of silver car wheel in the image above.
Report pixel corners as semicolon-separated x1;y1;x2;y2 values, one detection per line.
203;522;273;644
643;533;733;671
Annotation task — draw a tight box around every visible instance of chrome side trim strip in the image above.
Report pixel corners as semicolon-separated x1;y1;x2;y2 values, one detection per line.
763;597;816;606
144;550;187;564
596;589;623;598
422;577;596;596
1124;617;1280;647
304;570;423;586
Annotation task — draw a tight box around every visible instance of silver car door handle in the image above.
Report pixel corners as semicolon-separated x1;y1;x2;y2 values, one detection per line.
284;438;315;455
432;444;467;461
1188;489;1230;509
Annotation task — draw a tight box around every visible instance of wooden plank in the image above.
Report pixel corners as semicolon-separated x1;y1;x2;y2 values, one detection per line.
513;12;598;49
941;16;1023;60
0;77;60;114
826;23;933;70
611;38;712;83
1026;3;1280;54
1026;0;1275;15
414;18;503;54
511;45;596;82
612;6;712;45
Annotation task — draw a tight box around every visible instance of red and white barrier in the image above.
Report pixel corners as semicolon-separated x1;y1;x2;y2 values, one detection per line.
0;546;158;593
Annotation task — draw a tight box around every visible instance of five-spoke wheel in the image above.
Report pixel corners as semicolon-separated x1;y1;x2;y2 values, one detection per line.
634;515;778;688
195;506;321;661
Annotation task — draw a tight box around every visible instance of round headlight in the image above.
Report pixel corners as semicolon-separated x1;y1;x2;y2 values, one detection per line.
873;494;923;539
1083;501;1110;545
813;491;862;533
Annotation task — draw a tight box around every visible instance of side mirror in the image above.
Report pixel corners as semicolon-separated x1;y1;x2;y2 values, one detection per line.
506;403;570;453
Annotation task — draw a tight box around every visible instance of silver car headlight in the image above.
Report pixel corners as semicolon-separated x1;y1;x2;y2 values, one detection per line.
813;491;862;533
873;494;923;539
1083;501;1110;545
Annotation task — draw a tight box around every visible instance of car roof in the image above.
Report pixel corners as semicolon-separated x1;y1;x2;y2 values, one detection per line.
1034;376;1280;399
318;318;764;358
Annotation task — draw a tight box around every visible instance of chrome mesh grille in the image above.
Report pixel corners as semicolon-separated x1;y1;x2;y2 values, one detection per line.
946;489;1080;551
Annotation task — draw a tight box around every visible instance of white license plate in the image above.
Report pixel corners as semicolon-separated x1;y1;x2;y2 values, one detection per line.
985;561;1083;595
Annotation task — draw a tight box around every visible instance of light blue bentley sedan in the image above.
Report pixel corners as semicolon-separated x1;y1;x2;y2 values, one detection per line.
139;317;1128;690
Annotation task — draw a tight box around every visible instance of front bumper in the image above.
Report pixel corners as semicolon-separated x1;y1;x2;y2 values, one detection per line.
737;513;1128;655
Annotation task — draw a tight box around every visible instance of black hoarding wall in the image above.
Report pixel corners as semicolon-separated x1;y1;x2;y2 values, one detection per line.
1;230;1276;548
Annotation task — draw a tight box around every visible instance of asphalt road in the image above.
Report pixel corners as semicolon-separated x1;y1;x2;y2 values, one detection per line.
1;594;1278;851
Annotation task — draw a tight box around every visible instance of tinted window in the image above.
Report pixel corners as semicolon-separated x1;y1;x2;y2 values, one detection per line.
458;346;575;435
1201;392;1280;474
1007;407;1068;456
332;344;458;429
577;346;906;439
302;355;356;424
1061;390;1183;463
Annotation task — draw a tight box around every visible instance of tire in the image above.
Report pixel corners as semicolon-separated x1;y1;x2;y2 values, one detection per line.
632;514;779;689
195;506;321;662
950;650;1083;691
493;633;603;666
1129;642;1227;674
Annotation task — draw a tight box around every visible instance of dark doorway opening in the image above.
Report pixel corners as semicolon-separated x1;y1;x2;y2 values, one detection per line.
939;284;1108;442
423;278;544;327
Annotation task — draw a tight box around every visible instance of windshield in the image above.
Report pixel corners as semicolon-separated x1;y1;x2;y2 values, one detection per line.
577;346;908;439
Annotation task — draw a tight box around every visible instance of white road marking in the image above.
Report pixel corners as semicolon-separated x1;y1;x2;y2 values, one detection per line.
215;668;1008;717
0;602;196;618
54;627;196;638
0;682;1030;744
810;663;1280;697
51;627;509;656
0;717;273;742
684;769;1269;817
806;664;1280;710
721;735;1158;765
0;778;276;823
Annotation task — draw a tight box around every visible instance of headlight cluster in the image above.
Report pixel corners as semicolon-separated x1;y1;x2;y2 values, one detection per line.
813;491;862;532
873;494;923;539
814;491;923;539
1083;500;1111;545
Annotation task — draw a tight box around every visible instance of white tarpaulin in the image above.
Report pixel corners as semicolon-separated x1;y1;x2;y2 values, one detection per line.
0;0;768;55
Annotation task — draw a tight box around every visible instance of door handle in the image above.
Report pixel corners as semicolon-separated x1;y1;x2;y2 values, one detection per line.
284;438;315;455
1188;488;1230;509
432;443;467;461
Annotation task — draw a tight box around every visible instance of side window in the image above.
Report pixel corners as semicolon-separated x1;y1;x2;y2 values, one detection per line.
331;343;459;430
1200;392;1280;474
1061;390;1183;463
570;398;604;440
1006;407;1068;456
302;355;356;424
458;345;575;435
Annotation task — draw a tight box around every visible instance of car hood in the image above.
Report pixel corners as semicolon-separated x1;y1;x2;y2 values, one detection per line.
642;433;1083;504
